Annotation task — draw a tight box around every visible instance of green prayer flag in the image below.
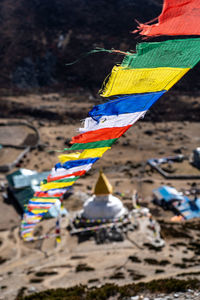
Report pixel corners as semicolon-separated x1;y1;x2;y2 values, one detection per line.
53;176;80;183
65;139;118;150
122;38;200;69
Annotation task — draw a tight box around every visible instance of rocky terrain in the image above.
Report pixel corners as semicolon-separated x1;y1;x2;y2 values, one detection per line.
0;92;200;299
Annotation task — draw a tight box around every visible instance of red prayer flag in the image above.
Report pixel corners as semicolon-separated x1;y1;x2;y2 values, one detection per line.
34;192;64;197
134;0;200;37
47;170;86;182
70;125;131;144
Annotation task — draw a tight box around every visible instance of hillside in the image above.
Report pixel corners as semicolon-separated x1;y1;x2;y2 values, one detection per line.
0;0;200;95
0;0;165;90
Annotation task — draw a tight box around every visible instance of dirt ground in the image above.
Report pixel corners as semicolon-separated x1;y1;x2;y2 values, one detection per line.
0;93;200;300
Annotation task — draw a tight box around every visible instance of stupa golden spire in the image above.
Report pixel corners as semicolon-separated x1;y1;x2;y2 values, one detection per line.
94;169;113;195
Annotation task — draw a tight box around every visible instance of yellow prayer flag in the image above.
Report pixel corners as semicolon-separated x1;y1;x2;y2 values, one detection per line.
100;66;190;97
30;198;58;203
56;236;61;243
29;216;41;221
59;147;110;163
30;209;48;214
58;152;81;163
80;147;110;159
23;233;33;238
40;181;75;191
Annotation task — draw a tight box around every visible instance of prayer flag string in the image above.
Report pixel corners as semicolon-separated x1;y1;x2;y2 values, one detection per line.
21;0;200;241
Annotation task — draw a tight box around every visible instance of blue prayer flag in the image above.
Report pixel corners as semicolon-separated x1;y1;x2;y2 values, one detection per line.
89;91;165;121
55;157;99;170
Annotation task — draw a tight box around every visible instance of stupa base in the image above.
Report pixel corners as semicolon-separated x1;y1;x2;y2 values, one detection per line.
68;213;136;244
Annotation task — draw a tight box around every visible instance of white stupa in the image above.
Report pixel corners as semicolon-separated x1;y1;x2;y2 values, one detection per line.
81;170;127;220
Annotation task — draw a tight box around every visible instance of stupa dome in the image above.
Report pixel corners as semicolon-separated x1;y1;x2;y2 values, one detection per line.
81;170;127;220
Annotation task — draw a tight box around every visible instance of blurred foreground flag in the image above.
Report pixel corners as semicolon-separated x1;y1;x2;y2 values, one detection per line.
134;0;200;37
